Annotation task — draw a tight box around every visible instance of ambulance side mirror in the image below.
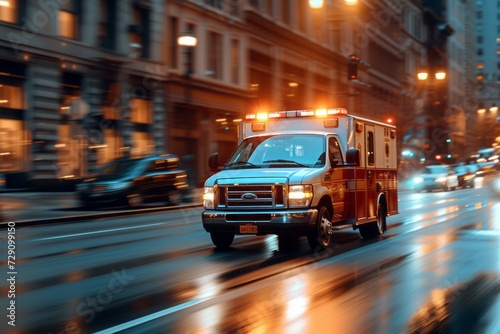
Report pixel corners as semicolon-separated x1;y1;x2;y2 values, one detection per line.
208;153;220;171
346;148;360;166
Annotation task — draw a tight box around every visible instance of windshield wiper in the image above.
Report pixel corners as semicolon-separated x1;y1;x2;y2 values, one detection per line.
225;161;261;169
262;159;307;167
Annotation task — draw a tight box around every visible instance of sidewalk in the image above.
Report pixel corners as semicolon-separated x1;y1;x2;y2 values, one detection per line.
0;188;203;226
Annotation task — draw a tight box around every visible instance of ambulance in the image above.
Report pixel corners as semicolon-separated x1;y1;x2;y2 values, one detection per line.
202;108;398;252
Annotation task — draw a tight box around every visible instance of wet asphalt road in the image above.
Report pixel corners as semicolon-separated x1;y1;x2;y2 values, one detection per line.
1;177;499;334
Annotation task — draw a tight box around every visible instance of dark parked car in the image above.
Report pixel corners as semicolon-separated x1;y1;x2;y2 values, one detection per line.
76;154;188;208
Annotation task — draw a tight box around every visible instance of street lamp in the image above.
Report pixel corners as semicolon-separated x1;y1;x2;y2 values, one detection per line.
417;70;446;82
416;69;448;160
308;0;357;8
177;32;197;77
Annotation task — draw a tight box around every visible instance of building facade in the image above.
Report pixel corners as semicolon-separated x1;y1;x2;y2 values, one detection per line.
474;0;500;151
444;0;469;161
0;0;166;188
0;0;475;189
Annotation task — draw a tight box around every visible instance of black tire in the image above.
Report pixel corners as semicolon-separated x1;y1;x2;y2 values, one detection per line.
277;233;299;252
210;232;235;249
81;201;93;210
127;193;143;207
307;206;332;252
167;190;183;206
359;202;386;239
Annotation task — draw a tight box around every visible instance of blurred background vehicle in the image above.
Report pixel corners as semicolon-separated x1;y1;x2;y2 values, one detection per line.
473;147;500;176
490;176;500;198
76;154;188;208
413;165;459;192
451;163;477;189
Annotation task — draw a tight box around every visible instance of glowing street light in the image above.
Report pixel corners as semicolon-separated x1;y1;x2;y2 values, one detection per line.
435;70;446;80
417;71;428;81
417;70;446;81
178;32;197;77
309;0;357;8
308;0;324;8
177;35;197;47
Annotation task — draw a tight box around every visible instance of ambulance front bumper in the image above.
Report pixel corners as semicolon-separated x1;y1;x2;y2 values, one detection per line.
202;209;318;235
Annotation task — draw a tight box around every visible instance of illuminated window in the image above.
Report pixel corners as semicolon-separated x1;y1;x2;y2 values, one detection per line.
130;98;152;124
477;62;484;69
95;128;121;165
0;62;27;172
0;0;17;23
58;1;79;39
131;131;153;158
367;131;375;165
57;72;82;177
0;84;23;109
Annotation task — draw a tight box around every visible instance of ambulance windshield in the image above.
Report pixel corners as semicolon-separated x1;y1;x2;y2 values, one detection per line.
225;134;326;169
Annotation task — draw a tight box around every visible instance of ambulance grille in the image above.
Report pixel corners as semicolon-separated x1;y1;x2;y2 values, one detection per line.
217;184;285;208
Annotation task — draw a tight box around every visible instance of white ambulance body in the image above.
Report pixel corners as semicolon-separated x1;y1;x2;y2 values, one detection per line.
202;108;398;252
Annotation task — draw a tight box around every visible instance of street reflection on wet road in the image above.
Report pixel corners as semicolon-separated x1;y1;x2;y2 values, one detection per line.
2;182;500;334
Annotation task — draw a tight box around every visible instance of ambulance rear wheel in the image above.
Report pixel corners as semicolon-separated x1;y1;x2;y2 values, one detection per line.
307;206;332;251
359;203;386;239
210;232;234;249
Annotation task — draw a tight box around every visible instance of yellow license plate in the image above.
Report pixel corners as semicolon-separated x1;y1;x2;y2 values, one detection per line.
239;225;258;234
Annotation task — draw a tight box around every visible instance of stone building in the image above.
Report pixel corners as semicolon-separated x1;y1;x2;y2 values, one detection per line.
0;0;166;188
0;0;473;189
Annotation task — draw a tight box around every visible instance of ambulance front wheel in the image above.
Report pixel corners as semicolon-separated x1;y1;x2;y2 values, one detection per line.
307;206;333;252
210;232;235;249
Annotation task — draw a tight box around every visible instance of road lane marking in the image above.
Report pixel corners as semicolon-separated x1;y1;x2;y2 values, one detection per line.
33;222;166;241
93;297;206;334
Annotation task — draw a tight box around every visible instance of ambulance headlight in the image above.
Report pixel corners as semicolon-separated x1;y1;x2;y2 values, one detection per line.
289;185;313;208
203;186;215;209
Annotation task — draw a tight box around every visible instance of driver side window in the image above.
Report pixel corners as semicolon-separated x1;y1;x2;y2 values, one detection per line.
329;137;344;167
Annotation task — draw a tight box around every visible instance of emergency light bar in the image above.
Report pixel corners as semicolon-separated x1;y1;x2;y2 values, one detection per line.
245;108;348;120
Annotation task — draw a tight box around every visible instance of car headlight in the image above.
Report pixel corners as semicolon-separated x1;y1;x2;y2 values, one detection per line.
413;176;423;184
203;186;215;209
289;185;313;208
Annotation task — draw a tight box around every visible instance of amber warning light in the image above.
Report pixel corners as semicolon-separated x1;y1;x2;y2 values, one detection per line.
245;108;347;120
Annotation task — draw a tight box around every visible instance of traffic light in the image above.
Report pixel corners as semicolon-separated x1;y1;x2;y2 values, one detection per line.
348;54;359;80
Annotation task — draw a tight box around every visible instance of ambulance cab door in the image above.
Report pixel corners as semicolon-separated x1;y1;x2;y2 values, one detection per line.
365;124;377;219
327;136;346;223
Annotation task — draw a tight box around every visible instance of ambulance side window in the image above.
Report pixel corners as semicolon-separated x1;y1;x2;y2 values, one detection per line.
328;137;344;167
367;131;375;165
